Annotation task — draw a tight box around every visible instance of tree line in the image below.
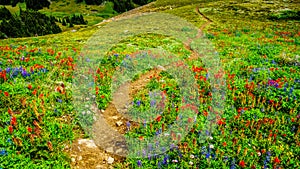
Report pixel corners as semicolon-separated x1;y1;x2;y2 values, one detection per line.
0;0;156;13
0;7;61;39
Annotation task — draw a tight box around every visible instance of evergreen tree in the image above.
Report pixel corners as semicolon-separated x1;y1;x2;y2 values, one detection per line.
25;0;50;11
62;19;66;26
69;21;74;28
0;7;13;20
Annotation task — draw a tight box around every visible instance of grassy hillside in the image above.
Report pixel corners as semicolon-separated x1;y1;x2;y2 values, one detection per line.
0;0;299;168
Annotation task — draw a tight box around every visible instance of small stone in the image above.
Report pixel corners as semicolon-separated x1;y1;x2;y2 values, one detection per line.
157;65;166;71
71;158;76;163
78;139;97;148
107;157;114;165
116;121;123;127
106;147;114;153
112;116;118;120
95;165;103;169
77;156;82;161
101;109;105;113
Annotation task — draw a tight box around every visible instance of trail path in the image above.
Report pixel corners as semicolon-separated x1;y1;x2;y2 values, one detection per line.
67;4;212;169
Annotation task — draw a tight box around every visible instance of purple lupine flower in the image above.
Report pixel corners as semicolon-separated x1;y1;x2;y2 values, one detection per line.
6;67;11;73
142;149;146;158
155;130;160;136
57;99;62;103
86;58;90;62
150;100;156;107
136;100;141;107
231;158;236;169
163;155;168;165
158;161;162;168
126;121;131;131
289;87;294;94
206;73;209;80
156;141;159;148
137;160;142;167
148;144;153;151
21;70;28;77
205;153;210;158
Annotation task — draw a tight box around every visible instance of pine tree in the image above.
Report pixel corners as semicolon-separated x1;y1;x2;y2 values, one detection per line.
62;19;66;26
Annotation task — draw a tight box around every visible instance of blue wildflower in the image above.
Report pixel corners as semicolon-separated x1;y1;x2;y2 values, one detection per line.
148;144;153;151
137;160;142;167
0;149;7;156
205;153;210;158
289;87;294;94
163;155;168;165
6;67;11;73
142;149;146;158
57;99;62;103
150;100;156;107
136;100;141;107
205;130;210;136
86;58;90;62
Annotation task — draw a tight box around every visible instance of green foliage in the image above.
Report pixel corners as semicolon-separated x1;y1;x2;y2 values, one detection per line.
0;7;13;20
0;8;62;39
111;0;135;13
268;10;300;21
84;0;105;5
132;0;155;5
25;0;50;11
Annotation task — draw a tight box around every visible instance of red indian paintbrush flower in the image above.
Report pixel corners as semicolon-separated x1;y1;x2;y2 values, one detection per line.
8;125;13;134
4;91;9;97
273;157;280;164
28;84;32;90
27;127;32;133
156;115;162;122
47;141;53;151
222;142;227;147
11;116;17;126
239;160;246;168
